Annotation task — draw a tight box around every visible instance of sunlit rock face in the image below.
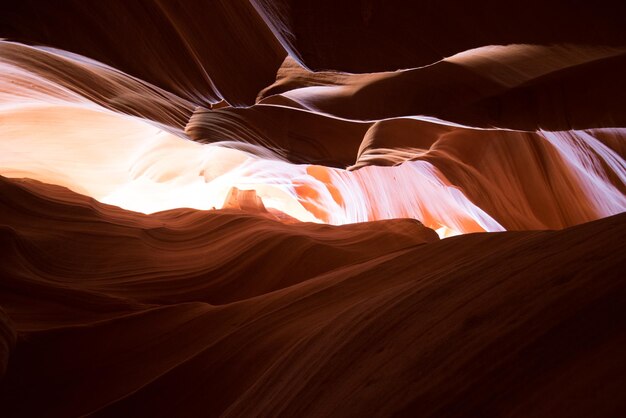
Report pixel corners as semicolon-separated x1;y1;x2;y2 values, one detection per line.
1;2;625;417
1;41;625;237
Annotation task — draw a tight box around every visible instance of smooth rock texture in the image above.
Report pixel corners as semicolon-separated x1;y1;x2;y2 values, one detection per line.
1;2;625;417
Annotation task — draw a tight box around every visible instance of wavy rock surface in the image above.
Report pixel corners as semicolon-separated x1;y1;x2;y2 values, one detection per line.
2;0;285;106
2;52;624;234
0;176;624;417
259;46;626;130
1;2;625;417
